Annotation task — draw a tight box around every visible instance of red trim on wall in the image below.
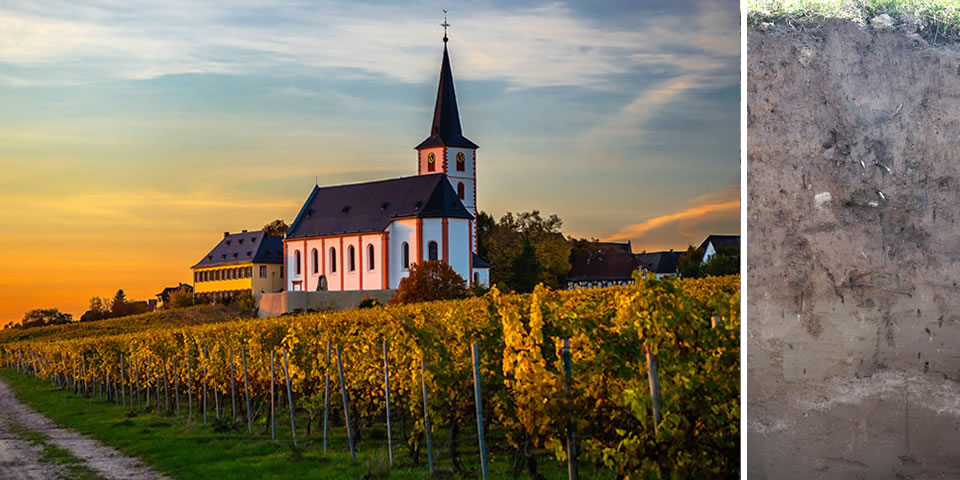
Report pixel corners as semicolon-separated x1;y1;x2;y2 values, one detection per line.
339;237;344;291
358;235;364;291
473;148;478;253
442;147;448;172
417;149;421;175
468;220;473;286
283;241;288;289
382;232;389;289
321;238;325;279
416;218;423;264
441;218;449;263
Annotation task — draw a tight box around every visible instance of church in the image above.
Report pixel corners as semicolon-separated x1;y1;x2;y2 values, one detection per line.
283;31;490;292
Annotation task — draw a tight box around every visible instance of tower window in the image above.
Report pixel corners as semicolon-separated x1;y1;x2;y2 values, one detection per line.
312;248;319;274
348;245;356;272
427;152;436;172
456;152;465;171
428;241;438;261
330;247;337;273
457;182;465;200
295;250;301;275
368;244;375;270
402;242;410;269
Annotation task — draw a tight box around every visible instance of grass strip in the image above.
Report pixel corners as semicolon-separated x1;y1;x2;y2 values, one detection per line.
747;0;960;39
0;369;611;479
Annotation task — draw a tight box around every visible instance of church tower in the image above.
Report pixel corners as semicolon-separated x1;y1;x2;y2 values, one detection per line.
416;28;478;253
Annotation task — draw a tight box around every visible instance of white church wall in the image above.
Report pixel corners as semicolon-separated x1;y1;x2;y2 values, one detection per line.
387;219;418;289
359;234;384;290
448;218;471;281
421;218;443;262
340;236;361;291
473;268;489;287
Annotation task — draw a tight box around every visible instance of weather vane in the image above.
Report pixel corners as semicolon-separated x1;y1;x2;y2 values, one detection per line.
441;10;450;42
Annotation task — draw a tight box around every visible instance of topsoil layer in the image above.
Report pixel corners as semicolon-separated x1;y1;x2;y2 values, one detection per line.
748;19;960;479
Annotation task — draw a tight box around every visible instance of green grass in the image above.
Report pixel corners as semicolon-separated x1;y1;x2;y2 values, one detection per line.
5;418;100;480
747;0;960;40
0;369;613;479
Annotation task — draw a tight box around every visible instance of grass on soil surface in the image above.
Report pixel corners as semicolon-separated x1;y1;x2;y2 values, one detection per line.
747;0;960;39
0;369;613;480
6;419;100;480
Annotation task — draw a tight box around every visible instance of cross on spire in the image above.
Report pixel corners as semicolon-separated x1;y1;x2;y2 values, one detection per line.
441;10;450;43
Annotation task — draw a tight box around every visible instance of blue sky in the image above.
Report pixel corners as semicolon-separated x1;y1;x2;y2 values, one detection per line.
0;0;739;321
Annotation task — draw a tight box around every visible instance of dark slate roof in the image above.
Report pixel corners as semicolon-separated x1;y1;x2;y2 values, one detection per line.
635;250;682;275
286;173;473;239
192;230;284;268
699;235;741;252
415;43;478;150
567;241;638;282
473;253;491;269
156;283;193;302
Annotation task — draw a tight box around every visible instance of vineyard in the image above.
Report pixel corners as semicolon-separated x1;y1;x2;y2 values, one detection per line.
1;275;740;478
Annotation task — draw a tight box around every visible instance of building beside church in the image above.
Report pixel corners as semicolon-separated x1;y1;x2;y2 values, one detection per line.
283;33;490;292
192;230;285;301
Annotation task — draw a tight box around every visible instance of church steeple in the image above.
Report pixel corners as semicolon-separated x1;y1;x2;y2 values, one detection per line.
415;36;477;150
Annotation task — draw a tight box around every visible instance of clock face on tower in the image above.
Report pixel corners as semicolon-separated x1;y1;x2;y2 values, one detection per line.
427;152;436;172
427;153;435;164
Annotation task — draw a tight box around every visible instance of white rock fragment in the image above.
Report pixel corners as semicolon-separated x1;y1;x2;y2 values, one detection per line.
814;192;832;207
871;14;895;31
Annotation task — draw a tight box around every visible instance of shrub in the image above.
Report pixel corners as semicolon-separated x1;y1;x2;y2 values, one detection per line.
391;260;468;304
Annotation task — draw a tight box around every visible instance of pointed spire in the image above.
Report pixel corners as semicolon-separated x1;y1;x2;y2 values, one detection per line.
415;25;477;150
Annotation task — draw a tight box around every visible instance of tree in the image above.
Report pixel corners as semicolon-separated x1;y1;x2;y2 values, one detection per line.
263;219;289;237
476;211;496;259
80;296;109;322
678;245;704;278
485;211;571;291
168;288;198;309
110;289;129;317
19;308;73;329
392;260;468;304
702;246;740;277
510;236;542;293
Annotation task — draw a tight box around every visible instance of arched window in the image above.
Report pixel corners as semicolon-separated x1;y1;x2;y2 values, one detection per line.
402;242;410;269
348;245;356;271
428;241;438;261
294;250;301;275
456;152;465;171
330;247;337;273
367;244;375;270
474;272;480;284
457;182;465;200
312;248;319;274
427;152;436;172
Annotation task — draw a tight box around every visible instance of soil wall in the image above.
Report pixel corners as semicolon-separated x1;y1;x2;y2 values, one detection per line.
748;20;960;479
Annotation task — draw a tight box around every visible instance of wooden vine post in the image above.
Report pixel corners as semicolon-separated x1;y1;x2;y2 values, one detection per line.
282;345;297;446
134;357;141;412
163;361;170;414
322;340;331;453
383;339;393;466
645;346;663;435
270;349;276;441
562;338;579;480
187;350;194;422
471;343;489;480
421;358;434;474
119;354;126;408
336;344;356;459
203;347;209;424
174;357;180;418
242;345;252;434
230;346;237;423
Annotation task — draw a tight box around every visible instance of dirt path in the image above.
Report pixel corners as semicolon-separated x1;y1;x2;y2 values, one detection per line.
0;377;170;480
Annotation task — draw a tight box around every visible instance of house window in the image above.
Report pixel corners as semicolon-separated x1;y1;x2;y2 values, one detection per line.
402;242;410;269
246;266;252;278
260;265;267;278
427;152;436;172
312;248;319;274
456;152;465;171
295;250;301;275
367;244;375;270
428;241;438;261
348;245;356;271
457;182;465;200
194;272;199;283
330;247;337;273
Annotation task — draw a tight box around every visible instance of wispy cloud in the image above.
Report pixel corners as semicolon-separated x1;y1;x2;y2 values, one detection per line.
0;1;737;90
607;184;740;249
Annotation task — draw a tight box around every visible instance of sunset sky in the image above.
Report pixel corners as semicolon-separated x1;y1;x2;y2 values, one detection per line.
0;0;740;325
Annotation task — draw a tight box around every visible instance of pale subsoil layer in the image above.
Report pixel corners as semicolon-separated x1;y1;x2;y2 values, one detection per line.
0;378;169;480
749;20;960;479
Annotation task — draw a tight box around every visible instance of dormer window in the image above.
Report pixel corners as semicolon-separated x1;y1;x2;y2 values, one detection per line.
247;251;252;256
225;240;231;246
342;205;350;214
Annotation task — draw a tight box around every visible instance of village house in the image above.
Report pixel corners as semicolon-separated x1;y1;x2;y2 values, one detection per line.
191;230;285;301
